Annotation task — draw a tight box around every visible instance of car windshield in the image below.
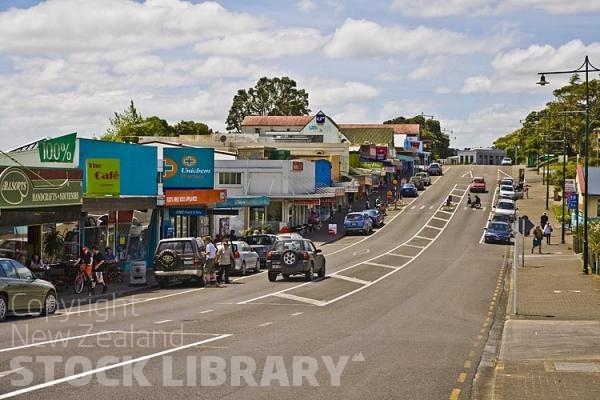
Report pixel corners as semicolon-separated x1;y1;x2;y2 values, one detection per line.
364;210;377;216
245;236;275;246
497;202;515;210
501;185;514;191
403;184;415;188
474;178;485;183
274;240;303;252
489;223;509;232
346;213;363;221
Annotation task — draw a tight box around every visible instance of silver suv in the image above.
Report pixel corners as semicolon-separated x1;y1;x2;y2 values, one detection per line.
152;237;205;287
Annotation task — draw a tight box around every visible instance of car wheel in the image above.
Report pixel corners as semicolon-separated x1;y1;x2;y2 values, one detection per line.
305;264;315;281
282;251;298;267
41;291;58;316
241;262;247;276
282;274;290;279
318;262;326;278
255;260;260;272
0;295;7;322
268;272;278;282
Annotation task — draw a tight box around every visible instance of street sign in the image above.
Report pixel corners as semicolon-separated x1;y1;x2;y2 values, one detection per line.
517;216;535;235
568;193;578;210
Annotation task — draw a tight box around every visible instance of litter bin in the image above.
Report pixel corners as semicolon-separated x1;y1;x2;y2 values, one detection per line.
129;261;147;286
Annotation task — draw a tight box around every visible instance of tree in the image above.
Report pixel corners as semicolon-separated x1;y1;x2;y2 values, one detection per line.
384;115;451;159
226;77;311;132
100;100;146;143
174;120;211;136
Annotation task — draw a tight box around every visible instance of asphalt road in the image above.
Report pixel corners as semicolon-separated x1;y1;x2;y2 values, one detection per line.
0;165;514;400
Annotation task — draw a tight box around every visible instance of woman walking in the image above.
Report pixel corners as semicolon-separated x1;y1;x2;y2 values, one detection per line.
532;225;543;254
543;222;553;245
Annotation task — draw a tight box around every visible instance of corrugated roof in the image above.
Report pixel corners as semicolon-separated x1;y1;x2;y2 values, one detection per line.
339;127;394;145
338;124;420;135
241;115;313;127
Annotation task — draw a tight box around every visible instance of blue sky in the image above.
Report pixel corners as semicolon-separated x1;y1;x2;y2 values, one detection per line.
1;0;599;151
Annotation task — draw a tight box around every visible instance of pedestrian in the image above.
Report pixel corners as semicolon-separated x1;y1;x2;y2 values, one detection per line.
228;229;237;241
532;225;543;254
216;240;235;284
75;246;94;296
91;245;108;293
202;236;220;287
365;198;371;209
540;212;548;227
466;194;472;206
543;222;553;245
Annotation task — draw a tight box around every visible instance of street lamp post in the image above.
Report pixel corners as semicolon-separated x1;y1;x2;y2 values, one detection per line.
538;56;600;274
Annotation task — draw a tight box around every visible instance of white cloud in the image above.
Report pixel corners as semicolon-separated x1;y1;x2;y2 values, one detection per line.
194;28;327;59
297;0;316;12
323;18;510;59
408;56;450;80
307;80;380;107
378;99;433;122
390;0;493;17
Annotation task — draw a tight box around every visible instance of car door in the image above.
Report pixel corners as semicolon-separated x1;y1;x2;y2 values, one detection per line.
304;240;324;271
241;242;258;266
12;260;44;312
0;259;27;313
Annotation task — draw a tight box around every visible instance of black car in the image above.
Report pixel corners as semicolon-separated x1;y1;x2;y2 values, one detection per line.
400;183;419;197
427;163;443;176
484;221;512;244
267;239;326;282
152;237;206;287
363;208;384;228
243;234;278;268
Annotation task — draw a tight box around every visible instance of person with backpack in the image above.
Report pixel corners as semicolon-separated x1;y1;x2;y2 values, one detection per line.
543;221;553;245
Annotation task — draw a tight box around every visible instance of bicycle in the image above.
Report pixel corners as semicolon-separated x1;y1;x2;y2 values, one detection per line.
73;262;93;294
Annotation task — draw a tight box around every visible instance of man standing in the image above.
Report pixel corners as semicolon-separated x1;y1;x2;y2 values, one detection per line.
540;212;549;228
216;240;235;284
202;236;220;287
91;245;108;294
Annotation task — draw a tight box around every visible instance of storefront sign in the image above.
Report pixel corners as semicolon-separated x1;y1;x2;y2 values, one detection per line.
169;208;207;216
165;189;226;206
216;196;270;208
292;199;320;205
86;158;120;196
0;167;82;209
163;148;214;189
375;146;388;161
38;132;77;163
315;111;326;124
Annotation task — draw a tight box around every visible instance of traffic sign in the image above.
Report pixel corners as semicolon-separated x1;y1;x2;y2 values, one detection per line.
568;193;578;210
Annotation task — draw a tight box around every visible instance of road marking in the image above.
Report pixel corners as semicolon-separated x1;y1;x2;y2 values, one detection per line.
331;274;371;285
411;205;416;210
273;292;326;306
291;312;303;316
458;372;467;383
432;216;448;222
258;322;273;327
200;309;214;314
364;261;401;269
0;334;232;400
0;368;24;378
154;319;172;324
429;205;434;209
419;205;425;209
479;186;498;244
414;235;433;241
0;330;118;353
425;224;443;230
497;168;512;178
438;209;453;215
352;249;370;256
402;243;426;249
450;388;461;400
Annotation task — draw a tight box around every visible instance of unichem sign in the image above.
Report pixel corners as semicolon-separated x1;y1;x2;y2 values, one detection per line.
0;167;82;209
86;158;120;196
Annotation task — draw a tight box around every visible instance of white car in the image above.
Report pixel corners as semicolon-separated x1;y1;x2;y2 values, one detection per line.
499;184;516;199
500;177;514;188
501;157;512;166
217;240;260;275
493;199;517;221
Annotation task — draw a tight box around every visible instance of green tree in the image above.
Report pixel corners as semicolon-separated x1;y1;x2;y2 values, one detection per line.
384;115;451;159
100;100;145;142
174;120;211;135
226;77;310;132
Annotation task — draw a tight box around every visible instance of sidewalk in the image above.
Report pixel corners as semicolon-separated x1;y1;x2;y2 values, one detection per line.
481;167;600;399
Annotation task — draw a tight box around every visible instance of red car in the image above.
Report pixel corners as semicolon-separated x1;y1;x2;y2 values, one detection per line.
470;177;487;193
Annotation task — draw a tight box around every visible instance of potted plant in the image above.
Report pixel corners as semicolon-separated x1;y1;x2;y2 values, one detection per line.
43;228;65;265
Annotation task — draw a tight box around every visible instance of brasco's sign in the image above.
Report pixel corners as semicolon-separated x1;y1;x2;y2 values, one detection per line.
0;167;82;209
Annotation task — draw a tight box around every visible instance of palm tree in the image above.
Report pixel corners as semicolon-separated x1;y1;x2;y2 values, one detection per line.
43;228;65;264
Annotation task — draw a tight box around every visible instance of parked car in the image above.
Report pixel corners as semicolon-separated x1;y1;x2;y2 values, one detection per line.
416;172;431;186
500;177;514;187
484;220;513;244
409;176;425;190
363;208;384;228
244;234;278;268
400;183;419;197
228;240;261;275
470;177;487;193
266;238;326;282
501;157;513;166
427;162;443;176
343;212;373;235
0;257;58;321
152;237;206;287
499;184;516;200
493;199;517;222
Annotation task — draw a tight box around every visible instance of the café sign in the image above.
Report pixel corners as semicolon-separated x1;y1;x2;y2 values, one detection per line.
0;167;82;209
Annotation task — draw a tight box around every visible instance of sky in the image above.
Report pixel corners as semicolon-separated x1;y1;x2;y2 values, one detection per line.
1;0;600;152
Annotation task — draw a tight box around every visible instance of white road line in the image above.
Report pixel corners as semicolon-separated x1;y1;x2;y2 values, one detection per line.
200;309;214;314
364;262;400;269
425;225;443;230
419;205;425;209
154;319;172;324
432;217;448;222
385;253;414;259
498;168;513;178
414;235;433;241
438;210;453;215
0;334;232;400
0;368;24;378
291;312;303;316
480;186;499;244
258;322;273;327
429;205;434;209
0;330;118;353
401;243;426;249
273;293;326;306
411;205;416;210
331;274;371;285
352;249;370;256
